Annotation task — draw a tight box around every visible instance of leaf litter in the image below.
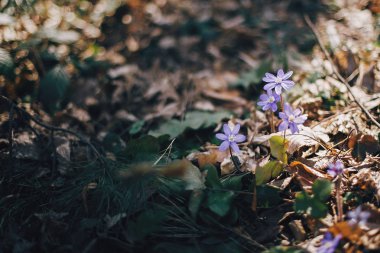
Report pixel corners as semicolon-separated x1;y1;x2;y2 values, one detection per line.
0;0;380;253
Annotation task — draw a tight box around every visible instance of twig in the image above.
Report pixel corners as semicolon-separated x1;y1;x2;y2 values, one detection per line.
0;95;106;166
304;15;380;129
153;138;176;166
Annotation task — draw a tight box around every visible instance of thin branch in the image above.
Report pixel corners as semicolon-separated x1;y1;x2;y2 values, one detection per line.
304;15;380;128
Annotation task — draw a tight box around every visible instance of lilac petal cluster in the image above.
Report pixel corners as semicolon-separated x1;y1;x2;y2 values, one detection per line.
327;160;344;177
317;233;342;253
216;124;246;154
278;103;307;134
347;206;370;227
257;89;280;112
263;69;295;95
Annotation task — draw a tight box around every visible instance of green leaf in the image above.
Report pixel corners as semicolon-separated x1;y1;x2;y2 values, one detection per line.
207;190;235;217
204;164;222;189
294;188;329;219
0;48;14;78
122;135;160;162
188;190;204;218
221;173;245;191
309;198;328;218
129;120;145;135
232;60;271;89
312;179;332;202
294;191;311;213
38;65;70;113
149;111;230;139
256;161;283;185
269;136;288;164
256;185;281;208
127;208;168;241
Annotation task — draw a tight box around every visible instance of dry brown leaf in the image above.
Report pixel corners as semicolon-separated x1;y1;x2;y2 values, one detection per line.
196;149;228;168
287;161;330;188
350;168;380;201
329;221;363;243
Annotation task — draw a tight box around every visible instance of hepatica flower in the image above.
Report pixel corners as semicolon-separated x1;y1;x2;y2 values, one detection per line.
347;206;370;227
258;89;280;112
327;160;344;177
216;124;246;154
263;69;295;95
278;103;307;134
317;233;342;253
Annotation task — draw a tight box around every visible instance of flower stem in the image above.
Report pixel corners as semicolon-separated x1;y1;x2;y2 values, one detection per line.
270;111;275;133
280;94;284;111
336;175;343;222
251;173;257;214
229;147;240;171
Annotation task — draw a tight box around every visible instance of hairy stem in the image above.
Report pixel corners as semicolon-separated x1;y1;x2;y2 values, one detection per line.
336;175;343;222
270;111;275;133
229;147;240;171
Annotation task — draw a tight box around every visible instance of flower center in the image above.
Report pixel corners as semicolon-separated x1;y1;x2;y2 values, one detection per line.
288;115;295;122
275;77;282;83
268;96;275;103
228;135;235;142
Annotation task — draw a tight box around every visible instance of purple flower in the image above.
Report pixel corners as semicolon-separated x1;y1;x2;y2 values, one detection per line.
216;124;246;154
327;160;344;177
263;69;295;95
257;89;280;112
278;103;307;134
317;233;342;253
347;206;370;227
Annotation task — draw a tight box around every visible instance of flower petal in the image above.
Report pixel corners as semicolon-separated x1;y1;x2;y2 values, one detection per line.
283;103;293;115
271;103;278;112
278;121;288;132
294;114;307;124
263;82;276;90
263;104;270;110
281;80;295;89
257;101;266;106
289;122;299;134
219;140;230;151
216;133;227;140
293;108;301;116
259;94;269;101
282;71;293;80
274;85;282;95
223;124;231;135
234;134;246;142
230;142;240;153
273;93;281;102
262;76;275;82
265;73;276;79
277;69;284;78
232;124;240;135
279;112;287;119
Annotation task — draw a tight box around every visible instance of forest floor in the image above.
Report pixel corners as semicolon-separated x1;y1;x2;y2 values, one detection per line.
1;0;380;252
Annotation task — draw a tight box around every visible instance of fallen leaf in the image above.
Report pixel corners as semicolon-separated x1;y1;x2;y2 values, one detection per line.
287;161;330;189
348;133;380;161
329;221;363;243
